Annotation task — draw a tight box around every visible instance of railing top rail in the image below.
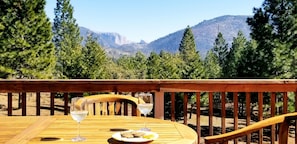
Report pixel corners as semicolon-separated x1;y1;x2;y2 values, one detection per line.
0;79;296;92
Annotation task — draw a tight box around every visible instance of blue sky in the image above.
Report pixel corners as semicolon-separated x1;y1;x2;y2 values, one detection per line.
45;0;263;43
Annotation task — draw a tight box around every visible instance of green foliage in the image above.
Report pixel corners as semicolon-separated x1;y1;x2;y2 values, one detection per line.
115;52;147;79
0;0;56;78
158;51;182;79
247;0;297;78
178;26;204;79
147;52;161;79
273;42;297;78
225;31;247;78
236;40;261;77
81;33;108;79
212;32;228;78
203;50;221;78
133;52;147;79
53;0;83;79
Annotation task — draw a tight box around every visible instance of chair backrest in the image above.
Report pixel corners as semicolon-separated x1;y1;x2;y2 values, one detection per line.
204;112;297;144
76;94;143;116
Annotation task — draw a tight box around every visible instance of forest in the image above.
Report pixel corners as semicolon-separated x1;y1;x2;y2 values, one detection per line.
1;0;297;117
0;0;296;80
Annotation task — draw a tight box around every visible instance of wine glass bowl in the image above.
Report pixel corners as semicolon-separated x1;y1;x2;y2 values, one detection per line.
136;93;154;131
70;97;88;142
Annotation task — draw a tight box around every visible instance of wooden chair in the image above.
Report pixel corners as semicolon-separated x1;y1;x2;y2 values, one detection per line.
204;112;297;144
76;94;144;116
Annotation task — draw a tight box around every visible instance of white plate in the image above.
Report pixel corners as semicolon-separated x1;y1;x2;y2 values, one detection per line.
112;130;159;142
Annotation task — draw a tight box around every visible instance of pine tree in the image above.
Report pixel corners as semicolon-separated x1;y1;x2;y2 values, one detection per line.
133;52;147;79
226;31;248;78
236;40;260;78
247;0;297;78
116;55;138;79
212;32;228;78
178;26;203;79
53;0;83;78
203;50;221;78
81;33;107;79
147;52;161;79
0;0;56;78
159;51;182;79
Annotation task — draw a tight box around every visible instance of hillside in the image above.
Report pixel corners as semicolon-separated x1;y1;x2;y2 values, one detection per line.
145;15;251;57
79;15;252;58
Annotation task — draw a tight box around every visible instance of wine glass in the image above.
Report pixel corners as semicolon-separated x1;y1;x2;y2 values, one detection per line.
70;97;88;142
136;92;154;131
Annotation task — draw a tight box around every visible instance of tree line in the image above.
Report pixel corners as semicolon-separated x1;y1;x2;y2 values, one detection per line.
0;0;296;80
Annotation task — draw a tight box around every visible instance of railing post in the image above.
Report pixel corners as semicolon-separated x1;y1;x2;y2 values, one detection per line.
154;91;164;119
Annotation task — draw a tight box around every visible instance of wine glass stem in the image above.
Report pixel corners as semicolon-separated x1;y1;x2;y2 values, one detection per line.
144;114;147;128
78;122;80;137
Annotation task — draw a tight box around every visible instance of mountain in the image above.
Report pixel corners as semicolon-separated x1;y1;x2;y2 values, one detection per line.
80;26;132;48
145;15;251;57
79;27;147;58
79;15;252;58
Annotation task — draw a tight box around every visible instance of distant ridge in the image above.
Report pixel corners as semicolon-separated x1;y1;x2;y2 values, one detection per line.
79;15;252;58
145;15;251;57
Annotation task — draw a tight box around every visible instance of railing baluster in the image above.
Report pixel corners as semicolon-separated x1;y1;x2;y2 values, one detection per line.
183;92;188;125
270;92;276;144
50;92;55;115
233;92;238;144
221;92;226;134
36;92;40;116
171;92;175;121
209;92;213;136
64;93;69;115
196;92;201;144
283;92;288;114
258;92;263;144
21;92;26;116
8;93;12;116
246;92;251;144
221;92;228;144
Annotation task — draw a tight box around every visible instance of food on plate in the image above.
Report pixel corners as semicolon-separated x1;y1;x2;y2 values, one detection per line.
143;134;155;139
120;131;145;138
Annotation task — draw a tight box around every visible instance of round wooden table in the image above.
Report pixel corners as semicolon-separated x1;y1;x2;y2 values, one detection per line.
3;116;197;144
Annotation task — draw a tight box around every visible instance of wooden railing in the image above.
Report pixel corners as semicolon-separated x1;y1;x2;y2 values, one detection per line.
0;79;297;143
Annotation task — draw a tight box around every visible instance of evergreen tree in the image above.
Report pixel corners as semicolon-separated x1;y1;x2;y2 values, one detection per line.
81;33;107;79
247;0;297;78
212;32;228;78
178;26;203;79
203;50;221;78
53;0;83;78
159;51;182;79
104;59;127;79
236;40;260;78
226;31;248;78
147;52;161;79
0;0;56;78
116;55;138;79
132;52;147;79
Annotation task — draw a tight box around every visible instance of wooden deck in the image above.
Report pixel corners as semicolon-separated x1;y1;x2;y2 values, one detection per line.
0;79;297;143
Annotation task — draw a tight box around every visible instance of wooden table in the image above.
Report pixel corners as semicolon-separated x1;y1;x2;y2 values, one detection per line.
1;116;197;144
